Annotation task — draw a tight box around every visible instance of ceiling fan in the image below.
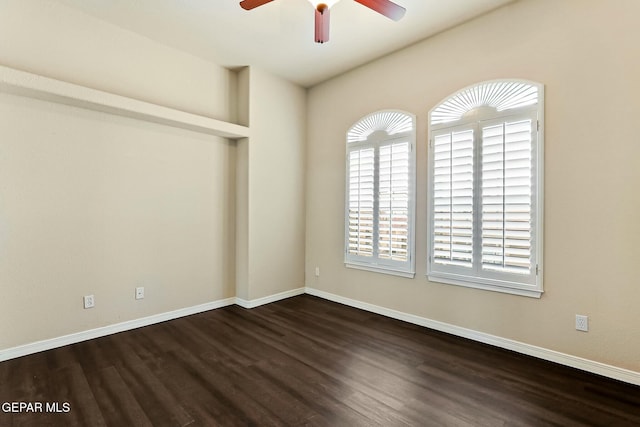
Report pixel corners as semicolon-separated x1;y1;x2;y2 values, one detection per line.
239;0;406;44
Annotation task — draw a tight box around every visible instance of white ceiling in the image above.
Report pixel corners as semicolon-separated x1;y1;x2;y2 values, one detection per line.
55;0;515;87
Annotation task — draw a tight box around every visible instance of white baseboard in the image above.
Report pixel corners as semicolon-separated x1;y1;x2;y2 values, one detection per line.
4;286;639;388
236;287;305;309
1;287;305;363
305;287;640;387
0;297;236;363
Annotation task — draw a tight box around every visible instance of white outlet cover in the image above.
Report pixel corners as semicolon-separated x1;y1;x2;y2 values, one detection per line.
135;287;144;300
83;295;95;309
576;314;589;332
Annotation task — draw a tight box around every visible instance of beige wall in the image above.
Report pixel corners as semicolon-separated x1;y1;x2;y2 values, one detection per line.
3;0;636;377
0;1;307;351
0;95;236;348
237;68;307;301
306;0;640;371
0;0;238;349
0;0;234;120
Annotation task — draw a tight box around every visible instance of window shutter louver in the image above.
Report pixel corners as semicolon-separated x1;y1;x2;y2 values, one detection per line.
481;119;533;275
433;129;474;268
379;141;410;262
348;148;375;257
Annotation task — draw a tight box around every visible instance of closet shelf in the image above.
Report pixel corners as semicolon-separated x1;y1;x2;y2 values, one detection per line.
0;65;249;140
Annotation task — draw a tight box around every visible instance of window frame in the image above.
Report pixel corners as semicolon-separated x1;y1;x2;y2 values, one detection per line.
345;110;416;278
427;80;544;298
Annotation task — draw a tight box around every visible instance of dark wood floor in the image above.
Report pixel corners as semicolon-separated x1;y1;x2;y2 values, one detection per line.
1;295;639;426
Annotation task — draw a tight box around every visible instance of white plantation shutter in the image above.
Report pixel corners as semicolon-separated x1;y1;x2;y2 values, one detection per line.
379;142;410;262
348;148;375;257
432;129;474;268
428;80;543;298
431;81;539;125
481;118;533;275
345;111;416;277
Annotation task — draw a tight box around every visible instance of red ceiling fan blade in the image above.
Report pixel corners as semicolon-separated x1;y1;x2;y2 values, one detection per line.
314;4;330;44
353;0;406;21
239;0;274;10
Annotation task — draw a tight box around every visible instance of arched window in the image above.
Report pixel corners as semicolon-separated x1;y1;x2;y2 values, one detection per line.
345;110;416;277
428;80;544;297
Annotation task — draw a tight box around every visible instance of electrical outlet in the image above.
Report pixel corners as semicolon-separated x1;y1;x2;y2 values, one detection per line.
315;267;320;277
83;295;95;309
576;314;589;332
135;287;144;300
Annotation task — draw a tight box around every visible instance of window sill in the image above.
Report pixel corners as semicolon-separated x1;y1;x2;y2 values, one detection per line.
346;263;415;279
427;274;543;298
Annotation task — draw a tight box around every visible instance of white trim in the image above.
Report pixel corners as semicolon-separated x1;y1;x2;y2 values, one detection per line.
235;287;306;309
346;262;415;278
0;65;250;139
5;286;638;387
426;274;542;299
0;298;236;363
304;287;640;386
0;286;306;362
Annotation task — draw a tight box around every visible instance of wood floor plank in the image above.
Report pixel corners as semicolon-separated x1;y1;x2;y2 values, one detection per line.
161;345;287;427
48;363;107;427
115;358;195;426
1;295;639;426
251;357;378;426
86;365;154;427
